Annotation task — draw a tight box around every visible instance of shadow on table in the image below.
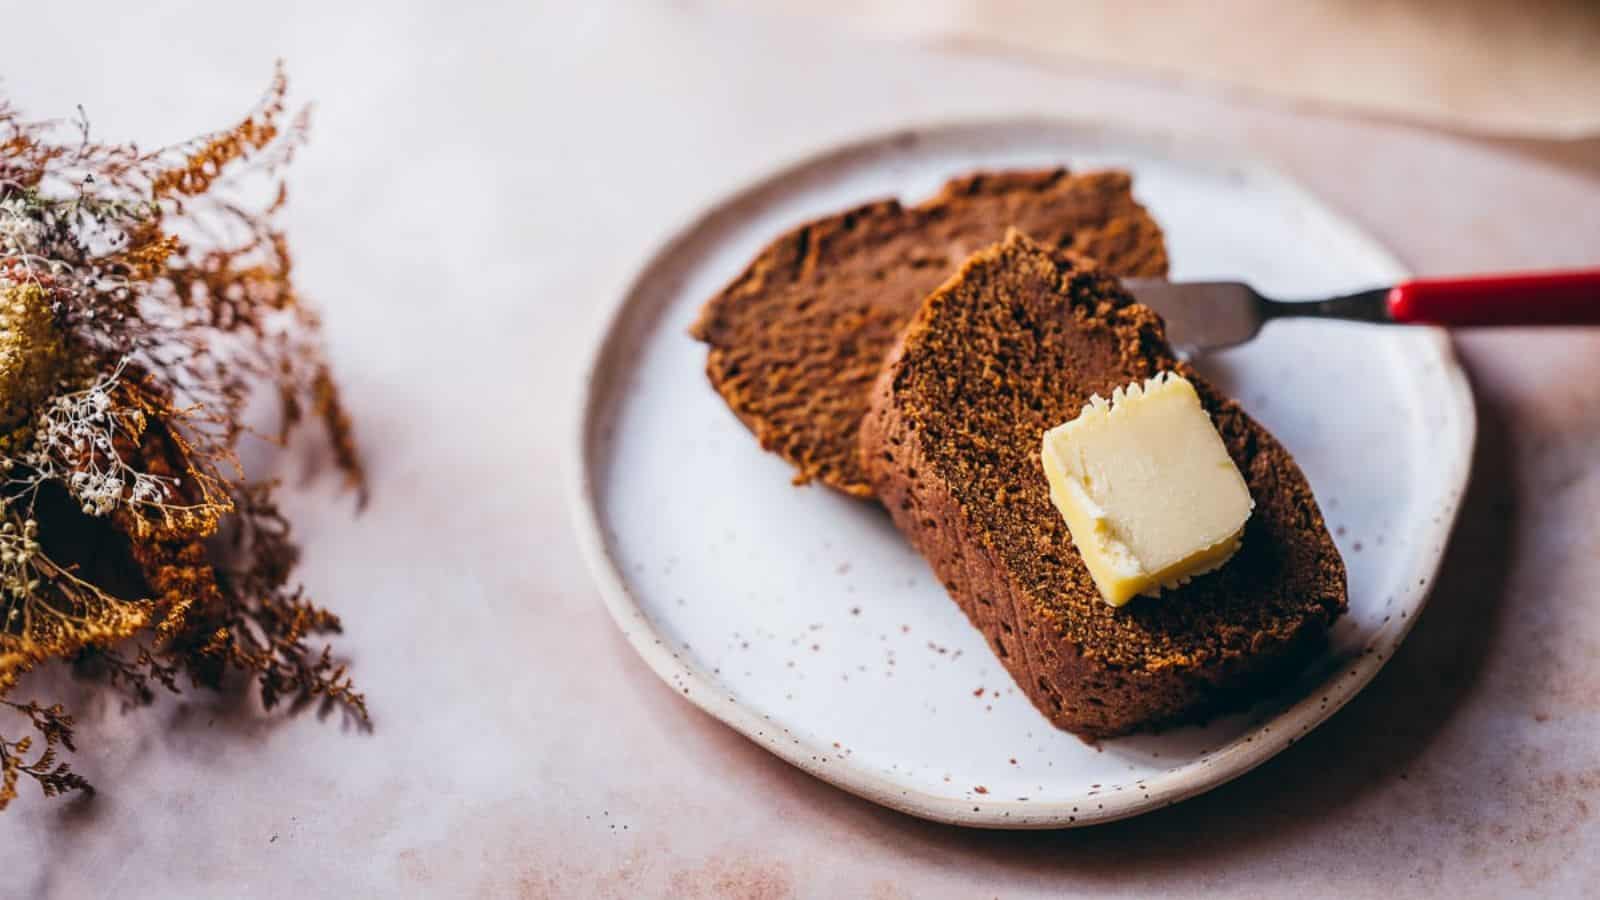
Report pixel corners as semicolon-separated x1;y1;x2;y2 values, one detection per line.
4;627;369;828
1476;135;1600;185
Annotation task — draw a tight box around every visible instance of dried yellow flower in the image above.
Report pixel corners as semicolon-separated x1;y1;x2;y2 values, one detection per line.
0;281;65;432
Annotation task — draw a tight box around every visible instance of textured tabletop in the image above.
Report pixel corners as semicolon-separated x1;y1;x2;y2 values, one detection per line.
2;3;1598;897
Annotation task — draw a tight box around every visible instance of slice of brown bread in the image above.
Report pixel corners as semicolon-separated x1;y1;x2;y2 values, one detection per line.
690;169;1168;498
859;231;1346;738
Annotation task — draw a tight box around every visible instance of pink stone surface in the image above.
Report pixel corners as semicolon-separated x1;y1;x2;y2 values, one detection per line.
1;3;1596;897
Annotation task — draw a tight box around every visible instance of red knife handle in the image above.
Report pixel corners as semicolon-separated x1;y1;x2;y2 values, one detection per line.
1387;269;1600;326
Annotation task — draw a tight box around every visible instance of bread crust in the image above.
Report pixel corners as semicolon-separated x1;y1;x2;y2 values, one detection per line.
691;169;1168;498
859;232;1345;738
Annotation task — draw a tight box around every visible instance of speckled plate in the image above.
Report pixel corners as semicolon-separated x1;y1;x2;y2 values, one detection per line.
568;120;1475;829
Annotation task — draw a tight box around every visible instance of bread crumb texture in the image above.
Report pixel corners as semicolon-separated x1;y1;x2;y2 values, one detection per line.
691;169;1168;497
860;231;1346;737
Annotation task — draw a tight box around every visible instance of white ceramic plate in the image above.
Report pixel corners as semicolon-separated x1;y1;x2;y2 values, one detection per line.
569;120;1475;828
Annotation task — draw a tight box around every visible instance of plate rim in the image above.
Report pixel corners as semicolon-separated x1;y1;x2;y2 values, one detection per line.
566;116;1477;829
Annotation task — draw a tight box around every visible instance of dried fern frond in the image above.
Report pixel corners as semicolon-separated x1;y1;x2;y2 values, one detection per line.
0;514;154;686
0;700;90;808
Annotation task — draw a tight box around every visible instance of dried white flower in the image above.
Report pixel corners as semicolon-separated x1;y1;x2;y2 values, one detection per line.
6;361;179;518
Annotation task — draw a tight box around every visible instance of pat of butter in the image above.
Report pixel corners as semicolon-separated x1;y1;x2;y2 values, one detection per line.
1040;372;1254;607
